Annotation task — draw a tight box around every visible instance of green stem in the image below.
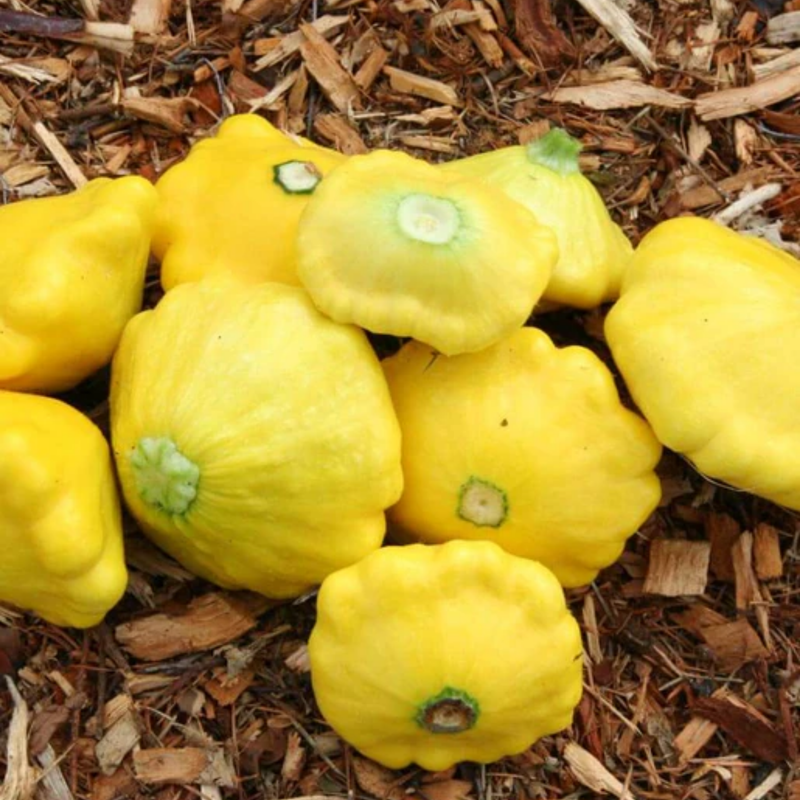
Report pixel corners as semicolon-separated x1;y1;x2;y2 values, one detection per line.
457;476;508;528
525;127;582;175
129;436;200;515
415;687;480;734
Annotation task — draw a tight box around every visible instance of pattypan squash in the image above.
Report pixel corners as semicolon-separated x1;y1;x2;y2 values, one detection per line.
605;216;800;510
308;539;584;770
0;390;127;628
110;277;403;598
151;114;346;291
0;176;157;394
382;327;662;586
296;149;559;356
439;128;633;309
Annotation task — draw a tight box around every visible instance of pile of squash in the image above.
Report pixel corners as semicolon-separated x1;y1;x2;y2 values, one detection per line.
2;113;798;770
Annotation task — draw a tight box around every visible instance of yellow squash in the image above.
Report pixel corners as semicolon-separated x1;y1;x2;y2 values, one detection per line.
439;128;633;309
0;391;127;628
606;216;800;510
382;328;662;586
110;277;403;598
296;149;558;356
309;540;583;770
0;176;157;394
152;114;347;290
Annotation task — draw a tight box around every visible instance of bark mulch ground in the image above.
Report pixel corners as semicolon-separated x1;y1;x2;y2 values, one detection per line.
1;0;799;797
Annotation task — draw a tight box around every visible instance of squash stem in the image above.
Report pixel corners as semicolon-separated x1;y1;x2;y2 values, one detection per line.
525;128;582;176
416;687;480;734
457;476;508;528
129;436;200;515
396;194;461;244
273;160;322;194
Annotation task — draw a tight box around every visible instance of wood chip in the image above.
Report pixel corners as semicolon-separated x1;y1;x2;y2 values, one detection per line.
643;540;710;597
679;167;776;209
695;64;800;120
673;605;768;671
563;741;636;800
687;117;712;162
514;0;574;66
128;0;172;33
766;11;800;44
1;163;49;187
753;48;800;80
753;523;783;580
397;134;460;153
253;16;349;70
383;66;462;107
674;689;728;764
0;678;37;800
705;512;740;581
691;695;789;763
204;667;255;707
582;594;603;664
95;697;142;775
733;119;759;166
114;592;272;661
353;43;388;91
134;748;236;787
570;0;656;70
687;20;720;71
32;121;86;188
544;80;690;110
732;532;761;611
313;113;369;153
120;96;199;133
465;21;504;67
280;732;306;782
299;22;362;113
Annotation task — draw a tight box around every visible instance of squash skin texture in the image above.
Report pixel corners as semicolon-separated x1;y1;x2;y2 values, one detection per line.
382;328;662;586
152;114;347;291
295;149;558;356
0;176;157;394
605;217;800;510
309;540;583;770
439;133;632;309
110;278;404;598
0;391;127;628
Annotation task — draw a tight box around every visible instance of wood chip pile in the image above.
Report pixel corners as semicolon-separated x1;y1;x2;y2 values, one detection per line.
1;0;799;795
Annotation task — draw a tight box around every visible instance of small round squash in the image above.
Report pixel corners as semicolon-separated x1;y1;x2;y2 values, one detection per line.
308;540;583;770
439;128;633;309
152;114;346;291
110;277;403;598
0;176;157;394
605;216;800;510
0;391;127;628
295;149;558;356
382;327;662;586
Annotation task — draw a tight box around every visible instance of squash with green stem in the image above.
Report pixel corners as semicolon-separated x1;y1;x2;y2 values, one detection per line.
439;127;633;309
152;114;347;291
296;148;559;356
309;539;583;770
110;277;403;598
382;327;662;587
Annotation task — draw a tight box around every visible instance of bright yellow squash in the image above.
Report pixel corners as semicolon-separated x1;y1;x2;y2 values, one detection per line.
0;391;127;628
152;114;346;291
110;277;403;598
0;176;157;394
439;128;632;309
606;216;800;510
309;539;583;770
296;149;558;356
382;327;662;586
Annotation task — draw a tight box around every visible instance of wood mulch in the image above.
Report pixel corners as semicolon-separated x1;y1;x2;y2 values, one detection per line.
1;0;800;796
